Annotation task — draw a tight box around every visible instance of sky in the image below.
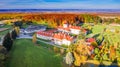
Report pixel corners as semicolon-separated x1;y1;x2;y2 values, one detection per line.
0;0;120;9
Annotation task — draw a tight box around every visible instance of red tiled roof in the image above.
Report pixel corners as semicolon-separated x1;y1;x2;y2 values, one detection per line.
64;28;70;31
37;31;53;37
87;38;95;43
83;29;87;33
53;33;74;41
46;29;57;33
37;31;74;41
70;26;81;30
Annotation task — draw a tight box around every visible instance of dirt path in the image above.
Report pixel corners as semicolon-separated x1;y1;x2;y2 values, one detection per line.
0;28;9;32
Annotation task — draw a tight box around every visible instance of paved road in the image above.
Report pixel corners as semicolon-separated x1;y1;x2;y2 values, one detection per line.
0;28;9;32
18;34;32;39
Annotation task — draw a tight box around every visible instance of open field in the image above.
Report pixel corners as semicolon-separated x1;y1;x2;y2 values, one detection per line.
0;25;12;36
89;24;120;43
5;39;64;67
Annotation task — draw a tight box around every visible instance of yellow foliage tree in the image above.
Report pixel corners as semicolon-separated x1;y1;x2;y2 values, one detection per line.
60;48;65;55
32;33;37;44
109;45;116;61
14;27;20;36
91;41;98;47
73;51;81;66
53;46;59;53
73;40;90;66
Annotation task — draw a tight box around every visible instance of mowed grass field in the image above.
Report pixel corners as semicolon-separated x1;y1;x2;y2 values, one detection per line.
0;25;12;36
5;39;63;67
85;24;120;44
92;24;120;44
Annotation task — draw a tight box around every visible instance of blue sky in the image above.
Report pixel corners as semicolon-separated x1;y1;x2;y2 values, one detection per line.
0;0;120;9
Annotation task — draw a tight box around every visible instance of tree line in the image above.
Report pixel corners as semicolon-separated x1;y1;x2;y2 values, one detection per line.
2;13;120;28
0;27;19;67
22;14;103;28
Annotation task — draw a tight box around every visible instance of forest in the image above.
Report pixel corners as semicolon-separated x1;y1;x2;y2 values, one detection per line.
1;13;120;27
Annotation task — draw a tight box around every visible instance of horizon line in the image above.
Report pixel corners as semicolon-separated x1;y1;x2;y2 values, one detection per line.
0;8;120;10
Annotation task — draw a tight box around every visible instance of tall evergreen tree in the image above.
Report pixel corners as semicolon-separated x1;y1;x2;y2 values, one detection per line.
2;32;13;51
11;30;17;40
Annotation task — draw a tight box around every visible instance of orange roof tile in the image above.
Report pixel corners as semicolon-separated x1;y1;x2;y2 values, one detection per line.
37;31;53;37
53;33;74;41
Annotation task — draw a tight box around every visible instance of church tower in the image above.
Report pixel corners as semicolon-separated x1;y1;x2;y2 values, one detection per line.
63;20;68;28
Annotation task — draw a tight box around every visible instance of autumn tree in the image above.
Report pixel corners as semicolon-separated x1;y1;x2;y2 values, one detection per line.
79;14;102;24
66;40;90;66
32;33;37;44
53;46;59;53
109;45;116;61
65;52;74;66
73;40;90;66
14;26;20;36
13;21;23;28
60;48;65;55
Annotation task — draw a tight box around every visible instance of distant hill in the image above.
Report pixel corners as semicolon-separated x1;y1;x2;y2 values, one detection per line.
0;9;120;13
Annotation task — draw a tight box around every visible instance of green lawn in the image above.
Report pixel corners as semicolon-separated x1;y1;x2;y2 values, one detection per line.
37;41;53;49
0;30;10;36
0;25;12;36
22;24;30;28
5;39;64;67
85;24;120;45
92;24;106;34
37;38;51;42
0;25;12;28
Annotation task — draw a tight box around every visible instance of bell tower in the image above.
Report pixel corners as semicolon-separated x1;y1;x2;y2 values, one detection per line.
63;20;68;28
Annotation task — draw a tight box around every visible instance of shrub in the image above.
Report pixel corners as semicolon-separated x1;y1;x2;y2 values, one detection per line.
60;48;65;55
11;30;17;40
91;42;98;47
65;52;74;65
53;47;59;53
0;46;7;67
2;32;13;51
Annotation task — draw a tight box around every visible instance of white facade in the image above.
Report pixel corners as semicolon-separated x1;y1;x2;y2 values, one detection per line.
62;39;71;45
70;29;80;35
53;39;71;46
63;24;68;28
54;39;61;45
58;29;69;33
58;23;81;35
37;34;52;40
